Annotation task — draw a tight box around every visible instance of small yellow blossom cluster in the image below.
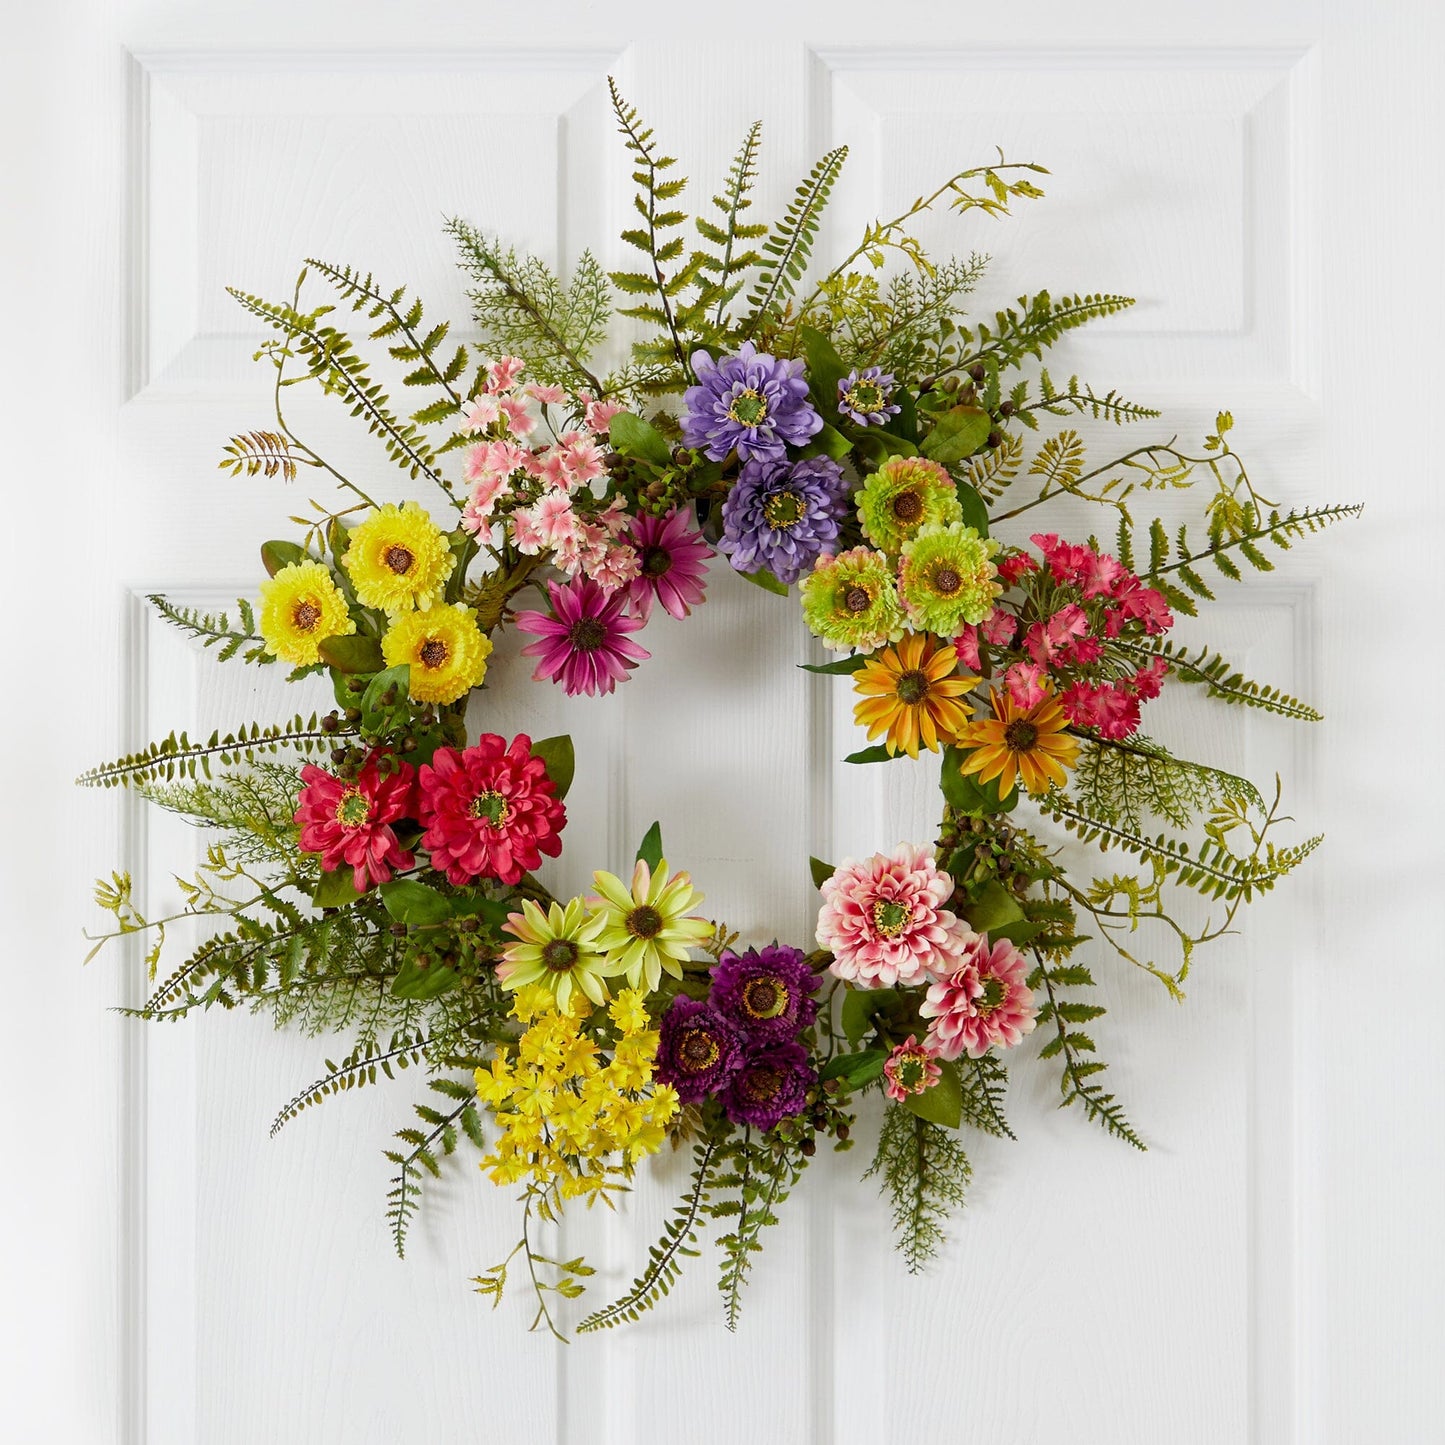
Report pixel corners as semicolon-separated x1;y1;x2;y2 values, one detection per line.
473;984;679;1200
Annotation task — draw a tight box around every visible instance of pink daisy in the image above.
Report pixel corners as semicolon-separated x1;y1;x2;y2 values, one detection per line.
625;508;712;622
294;754;415;892
516;577;651;696
920;934;1037;1060
817;843;973;989
882;1036;943;1103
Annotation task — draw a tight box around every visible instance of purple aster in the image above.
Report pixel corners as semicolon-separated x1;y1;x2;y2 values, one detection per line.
711;945;821;1045
655;998;744;1105
681;343;823;463
837;367;901;428
719;455;850;585
721;1040;815;1132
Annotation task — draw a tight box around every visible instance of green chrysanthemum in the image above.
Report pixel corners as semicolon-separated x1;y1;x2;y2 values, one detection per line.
897;522;1001;635
856;456;962;554
799;546;907;653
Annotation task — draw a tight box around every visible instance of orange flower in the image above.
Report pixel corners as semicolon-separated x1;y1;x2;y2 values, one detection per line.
953;685;1079;797
852;632;980;758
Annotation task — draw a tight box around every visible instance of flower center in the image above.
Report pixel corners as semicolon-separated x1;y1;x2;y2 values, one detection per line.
626;904;663;940
738;1066;782;1104
468;789;511;827
931;565;963;596
419;637;449;669
335;787;370;828
1004;719;1039;752
541;938;580;972
975;974;1007;1017
678;1028;720;1074
568;617;607;651
293;601;322;632
842;584;873;614
762;490;805;529
741;976;788;1021
845;380;884;413
895;669;930;706
727;388;768;428
894;1052;928;1092
872;899;911;937
640;546;673;578
383;544;415;575
890;488;923;523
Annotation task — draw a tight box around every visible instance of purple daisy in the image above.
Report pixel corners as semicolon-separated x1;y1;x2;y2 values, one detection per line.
515;577;650;697
681;343;823;463
719;455;850;585
655;998;745;1105
837;367;901;428
625;507;712;622
721;1040;815;1131
711;945;821;1045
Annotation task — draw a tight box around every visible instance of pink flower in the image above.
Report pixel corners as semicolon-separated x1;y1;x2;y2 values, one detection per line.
1005;661;1050;709
486;356;525;393
1029;532;1093;586
497;395;536;437
1106;577;1174;636
465;439;530;485
996;551;1038;588
417;734;565;887
459;394;501;434
525;382;567;405
953;624;981;671
587;542;643;592
461;473;509;539
582;395;625;434
1130;657;1170;699
533;449;572;490
1024;604;1089;665
556;429;607;488
294;754;415;892
1078;549;1127;599
882;1036;943;1102
509;506;547;554
920;934;1037;1060
1060;681;1140;740
817;843;973;989
626;507;712;621
1061;633;1104;666
980;609;1018;648
516;577;651;696
531;491;578;548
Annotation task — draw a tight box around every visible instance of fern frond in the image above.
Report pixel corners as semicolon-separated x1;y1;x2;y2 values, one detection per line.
271;1029;430;1135
1116;638;1322;721
385;1088;484;1258
219;430;308;480
1069;734;1264;832
960;1054;1016;1140
147;593;271;666
956;291;1134;375
865;1105;970;1273
711;1130;805;1330
1150;503;1364;591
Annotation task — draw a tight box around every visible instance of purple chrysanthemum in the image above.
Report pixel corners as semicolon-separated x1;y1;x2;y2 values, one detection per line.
837;367;901;427
681;343;823;463
625;507;712;622
719;456;850;585
711;945;821;1045
515;577;650;697
655;998;745;1104
721;1040;815;1131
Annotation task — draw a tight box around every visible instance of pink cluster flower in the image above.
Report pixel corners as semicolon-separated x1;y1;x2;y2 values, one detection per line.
954;608;1016;670
1061;656;1171;740
995;550;1039;588
1030;533;1173;636
920;934;1037;1060
578;392;625;434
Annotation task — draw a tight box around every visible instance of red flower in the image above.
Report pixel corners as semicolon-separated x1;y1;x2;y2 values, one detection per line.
417;734;565;886
295;754;416;891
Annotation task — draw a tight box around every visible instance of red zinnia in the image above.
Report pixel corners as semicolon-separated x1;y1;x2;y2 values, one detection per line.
295;754;416;891
417;733;565;886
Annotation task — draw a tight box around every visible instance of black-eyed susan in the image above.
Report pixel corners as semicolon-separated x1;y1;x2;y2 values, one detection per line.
342;500;454;614
258;560;355;666
852;632;981;758
953;684;1080;797
381;602;491;705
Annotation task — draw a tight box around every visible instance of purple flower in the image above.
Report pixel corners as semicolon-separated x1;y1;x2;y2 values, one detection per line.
721;1040;815;1131
655;998;744;1104
719;456;850;585
681;343;823;463
837;367;901;428
711;945;821;1045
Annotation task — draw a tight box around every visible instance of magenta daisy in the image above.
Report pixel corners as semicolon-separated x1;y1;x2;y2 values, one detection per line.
625;508;712;621
920;933;1037;1060
516;577;651;696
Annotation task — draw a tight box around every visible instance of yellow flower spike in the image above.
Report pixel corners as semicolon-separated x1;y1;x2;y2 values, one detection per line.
258;560;355;666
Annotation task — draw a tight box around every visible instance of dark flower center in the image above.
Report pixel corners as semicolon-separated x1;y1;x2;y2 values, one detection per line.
678;1027;720;1074
890;488;923;523
335;787;370;827
468;789;511;827
842;584;873;614
895;669;930;706
931;565;963;596
383;545;415;575
763;490;805;529
626;905;663;940
727;388;769;428
419;638;449;668
568;617;607;651
741;976;788;1020
640;546;673;578
738;1066;782;1104
542;938;580;972
293;601;322;632
1004;719;1039;752
975;974;1007;1017
872;899;911;937
845;381;884;412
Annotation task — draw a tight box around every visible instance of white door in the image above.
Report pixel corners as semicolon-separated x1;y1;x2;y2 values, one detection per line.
6;3;1442;1442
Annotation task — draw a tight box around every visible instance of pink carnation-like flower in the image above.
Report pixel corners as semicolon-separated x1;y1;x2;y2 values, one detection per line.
516;576;651;696
882;1036;943;1102
587;541;643;592
556;429;607;488
1078;548;1127;599
486;355;525;393
1004;661;1050;709
920;934;1037;1060
996;551;1038;588
1106;576;1174;636
498;395;536;436
295;754;416;892
582;395;625;434
465;438;530;485
980;608;1018;648
525;382;567;405
417;734;565;887
817;843;973;989
458;394;500;434
1024;604;1089;666
1130;657;1170;699
534;449;572;490
1060;680;1141;740
461;472;509;539
509;507;547;554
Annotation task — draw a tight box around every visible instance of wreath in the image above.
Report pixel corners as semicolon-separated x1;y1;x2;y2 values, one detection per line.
81;81;1357;1337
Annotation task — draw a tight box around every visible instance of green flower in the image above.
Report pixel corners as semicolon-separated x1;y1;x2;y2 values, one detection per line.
856;456;962;554
898;522;1001;635
799;546;907;653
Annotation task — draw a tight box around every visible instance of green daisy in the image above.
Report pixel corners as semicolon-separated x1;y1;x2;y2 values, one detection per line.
799;546;907;653
897;522;1001;635
856;456;962;554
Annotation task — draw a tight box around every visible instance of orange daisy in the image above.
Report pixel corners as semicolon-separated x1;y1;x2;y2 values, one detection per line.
953;684;1079;797
852;632;980;758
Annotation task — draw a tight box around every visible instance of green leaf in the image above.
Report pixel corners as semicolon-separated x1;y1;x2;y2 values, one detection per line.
853;428;918;465
319;635;385;674
809;856;835;890
737;566;789;595
260;539;308;577
841;987;898;1045
637;820;664;871
313;868;363;908
920;405;991;465
360;665;411;731
532;734;575;800
379;879;452;927
963;879;1026;935
390;958;461;1000
820;1048;887;1087
798;654;867;675
953;478;990;537
939;746;1017;812
803;422;853;461
609;411;673;469
844;744;895;764
800;326;848;419
903;1061;963;1129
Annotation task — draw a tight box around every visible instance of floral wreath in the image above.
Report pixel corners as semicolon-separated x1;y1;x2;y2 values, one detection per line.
82;82;1357;1337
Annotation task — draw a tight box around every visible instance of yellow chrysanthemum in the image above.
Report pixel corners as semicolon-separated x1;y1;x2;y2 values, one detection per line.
381;602;491;705
258;560;355;666
954;684;1080;797
852;631;981;758
590;858;714;995
341;500;455;614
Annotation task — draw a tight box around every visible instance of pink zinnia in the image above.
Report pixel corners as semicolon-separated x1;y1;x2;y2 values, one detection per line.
882;1035;943;1103
625;508;711;621
294;754;415;892
416;734;565;887
817;842;973;989
516;577;651;696
920;934;1037;1060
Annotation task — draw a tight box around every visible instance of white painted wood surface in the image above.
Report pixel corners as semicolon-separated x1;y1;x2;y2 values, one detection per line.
4;3;1443;1442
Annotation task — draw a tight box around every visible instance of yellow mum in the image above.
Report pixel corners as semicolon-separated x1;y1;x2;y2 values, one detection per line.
342;500;454;614
258;560;355;666
381;603;491;705
954;684;1080;797
852;631;980;758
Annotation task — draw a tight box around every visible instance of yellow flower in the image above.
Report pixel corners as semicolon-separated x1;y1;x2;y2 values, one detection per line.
341;500;454;614
381;602;491;704
590;858;714;994
954;684;1080;797
852;631;980;758
258;560;355;666
608;988;652;1036
498;897;620;1015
